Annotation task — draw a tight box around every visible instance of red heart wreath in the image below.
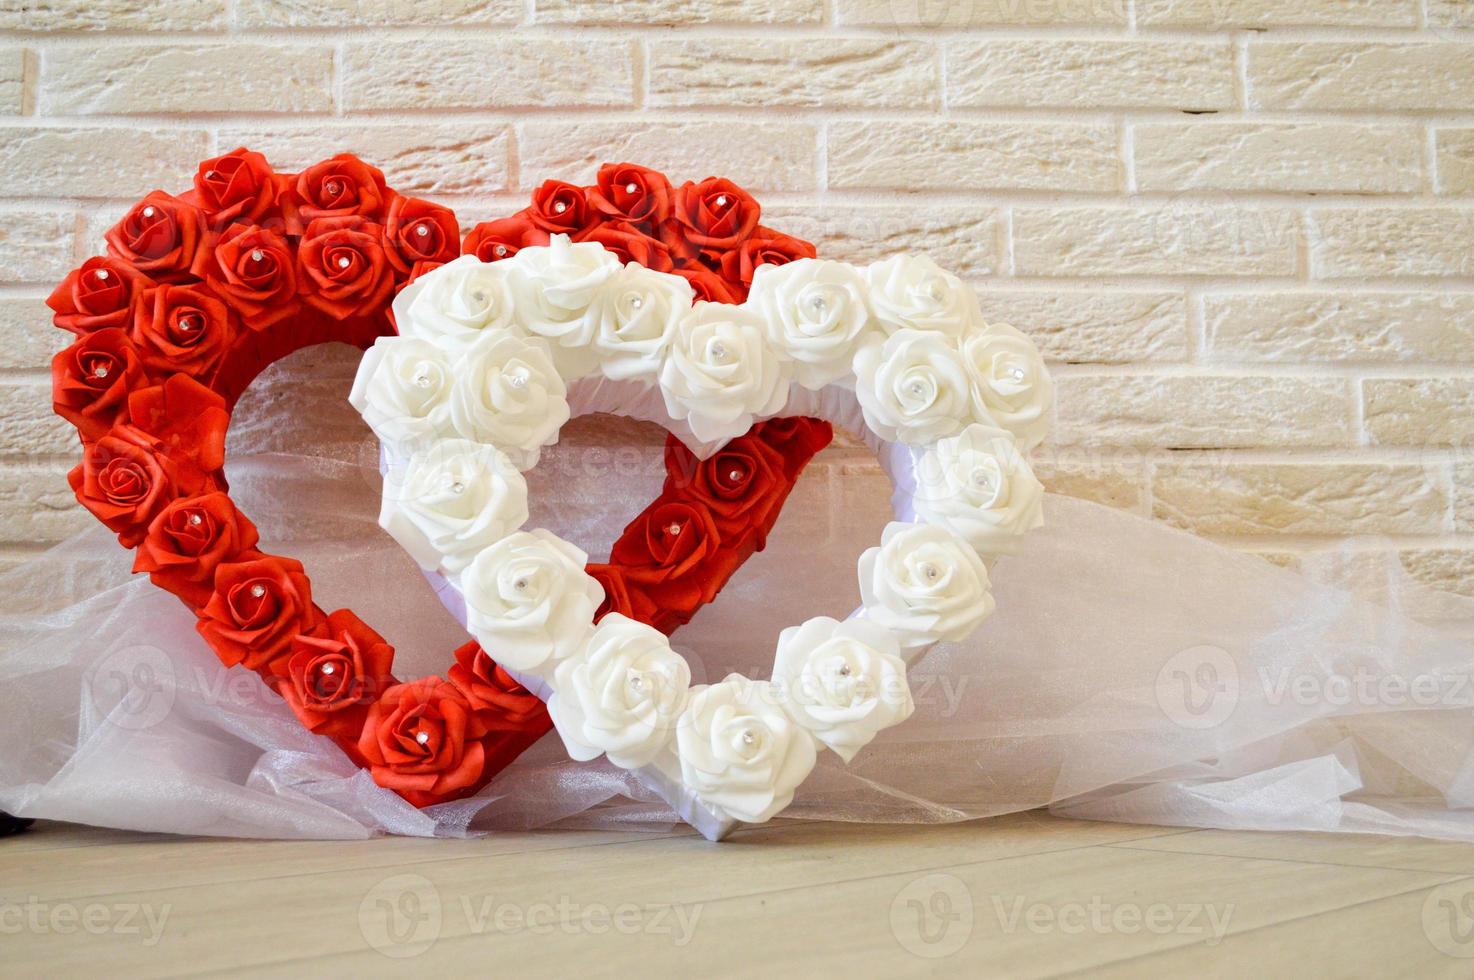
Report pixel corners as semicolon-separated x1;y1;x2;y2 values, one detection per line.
49;150;831;807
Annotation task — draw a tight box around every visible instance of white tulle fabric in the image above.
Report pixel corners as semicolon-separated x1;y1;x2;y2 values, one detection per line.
4;438;1474;839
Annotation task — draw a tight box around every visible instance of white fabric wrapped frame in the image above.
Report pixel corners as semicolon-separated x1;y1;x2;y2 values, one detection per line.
360;242;1045;836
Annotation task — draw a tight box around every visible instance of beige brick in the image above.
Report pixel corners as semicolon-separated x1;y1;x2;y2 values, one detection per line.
0;209;75;285
1138;0;1416;26
1310;208;1474;279
1052;375;1352;449
1031;452;1147;513
0;298;66;370
0;49;24;114
1400;550;1474;601
0;0;226;30
0;464;88;543
761;204;999;278
217;123;511;197
344;40;635;110
519;121;818;193
1134;123;1423;194
1013;205;1298;278
1436;130;1474;196
537;0;822;23
0;380;75;456
1204;292;1474;364
1152;463;1449;536
42;44;334;116
1249;42;1474;111
1363;379;1474;448
1250;551;1302;571
0;127;208;199
837;0;1126;24
649;39;937;109
237;0;522;26
947;40;1233;110
829;121;1118;193
972;290;1187;364
1428;1;1474;29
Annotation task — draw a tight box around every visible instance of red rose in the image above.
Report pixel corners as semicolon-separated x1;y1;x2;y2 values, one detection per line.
585;563;659;628
663;431;790;547
297;216;394;320
129;283;236;378
47;257;146;336
720;229;817;290
105;191;207;283
277;609;396;738
753;417;834;480
673;265;742;304
125;375;229;479
587;163;673;227
189;148;281;226
356;677;488;806
133;492;260;607
612;500;740;616
285;154;393;233
202;223;299;330
52;328;146;440
197;555;320;670
671;177;760;256
448;639;548;728
526;179;589;234
67;426;181;547
384;196;459;274
462;215;549;262
575;222;674;272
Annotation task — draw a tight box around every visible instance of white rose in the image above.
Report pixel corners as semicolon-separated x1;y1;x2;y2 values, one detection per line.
866;254;978;338
507;234;621;379
748;258;875;390
675;676;817;824
589;264;693;382
771;617;913;762
459;529;603;675
659;302;789;445
961;322;1053;452
913;424;1045;556
348;336;453;456
853;329;976;445
396;254;519;351
379;439;528;575
449;330;570;470
858;522;995;653
549;614;691;769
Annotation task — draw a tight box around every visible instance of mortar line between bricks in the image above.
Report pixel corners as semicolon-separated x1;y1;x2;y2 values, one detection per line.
11;108;1474;125
1;25;1466;43
1428;125;1443;194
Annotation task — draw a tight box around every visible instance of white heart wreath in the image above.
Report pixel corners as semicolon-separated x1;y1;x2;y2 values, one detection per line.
350;235;1052;838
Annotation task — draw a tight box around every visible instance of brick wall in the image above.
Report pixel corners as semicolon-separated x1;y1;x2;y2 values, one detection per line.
1;0;1472;598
